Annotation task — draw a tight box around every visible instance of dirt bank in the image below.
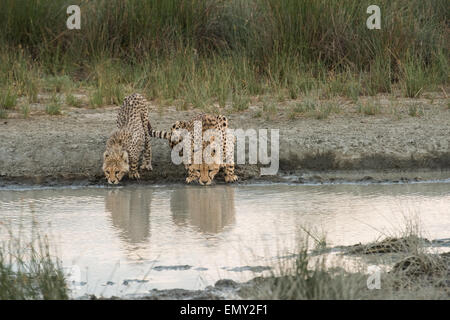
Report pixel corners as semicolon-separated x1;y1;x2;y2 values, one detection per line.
0;93;449;185
85;240;450;300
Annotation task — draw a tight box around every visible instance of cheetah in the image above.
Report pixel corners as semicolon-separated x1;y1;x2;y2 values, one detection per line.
103;93;153;184
149;114;238;185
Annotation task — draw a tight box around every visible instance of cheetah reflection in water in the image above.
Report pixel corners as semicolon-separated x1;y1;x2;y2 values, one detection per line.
170;186;236;234
104;188;152;244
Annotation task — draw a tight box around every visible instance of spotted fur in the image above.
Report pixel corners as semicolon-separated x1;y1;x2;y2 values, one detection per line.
103;93;153;184
149;114;238;185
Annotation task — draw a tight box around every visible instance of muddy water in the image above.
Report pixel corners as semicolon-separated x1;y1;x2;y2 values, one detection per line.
0;181;449;297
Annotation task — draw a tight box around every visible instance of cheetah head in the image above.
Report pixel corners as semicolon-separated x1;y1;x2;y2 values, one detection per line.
102;147;129;184
198;162;220;186
195;140;220;186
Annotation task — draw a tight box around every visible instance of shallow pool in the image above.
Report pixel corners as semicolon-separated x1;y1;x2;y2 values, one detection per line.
0;181;449;297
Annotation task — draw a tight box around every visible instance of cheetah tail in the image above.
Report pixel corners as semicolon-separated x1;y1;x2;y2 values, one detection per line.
149;128;171;140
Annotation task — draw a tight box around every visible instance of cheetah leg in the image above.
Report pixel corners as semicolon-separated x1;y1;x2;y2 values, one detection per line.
186;166;200;184
129;155;141;180
224;164;238;183
140;137;153;171
139;106;153;171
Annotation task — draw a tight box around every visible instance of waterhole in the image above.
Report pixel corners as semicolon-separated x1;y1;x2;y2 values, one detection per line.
0;181;448;297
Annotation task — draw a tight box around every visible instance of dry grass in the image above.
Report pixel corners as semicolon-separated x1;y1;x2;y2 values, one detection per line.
0;230;69;300
241;217;449;300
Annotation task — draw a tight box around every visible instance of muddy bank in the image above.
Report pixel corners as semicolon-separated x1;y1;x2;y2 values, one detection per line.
84;241;450;300
1;97;449;185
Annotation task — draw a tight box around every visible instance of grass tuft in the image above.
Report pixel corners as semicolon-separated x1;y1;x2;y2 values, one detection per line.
357;101;381;116
65;94;83;108
0;88;17;110
232;91;251;112
0;231;68;300
89;90;104;108
0;0;445;107
403;55;427;98
0;108;7;119
21;103;30;118
45;94;62;115
408;103;424;117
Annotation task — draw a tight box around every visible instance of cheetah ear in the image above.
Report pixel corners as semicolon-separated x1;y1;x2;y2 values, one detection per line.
121;150;129;163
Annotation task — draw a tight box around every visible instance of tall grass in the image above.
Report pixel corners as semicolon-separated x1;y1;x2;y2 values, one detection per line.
0;0;448;105
246;249;367;299
0;232;68;299
243;217;449;300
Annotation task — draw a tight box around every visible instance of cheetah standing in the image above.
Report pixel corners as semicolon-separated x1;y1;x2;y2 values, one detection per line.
103;93;153;184
149;113;238;185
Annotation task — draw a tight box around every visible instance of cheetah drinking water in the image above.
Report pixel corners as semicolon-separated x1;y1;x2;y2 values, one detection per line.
149;114;238;185
103;93;153;184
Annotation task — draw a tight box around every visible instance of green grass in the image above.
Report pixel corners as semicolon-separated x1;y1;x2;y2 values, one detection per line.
45;94;62;115
246;249;367;299
408;103;424;117
21;103;30;118
0;108;7;119
294;100;317;114
357;101;381;115
89;90;104;108
241;217;449;300
312;105;331;120
0;232;69;300
363;55;392;95
44;75;74;93
262;100;277;114
232;91;251;112
403;54;427;98
0;88;17;110
0;0;447;108
65;93;83;108
288;99;340;120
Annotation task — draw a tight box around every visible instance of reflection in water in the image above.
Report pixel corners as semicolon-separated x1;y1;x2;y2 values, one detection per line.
170;186;236;234
104;188;152;244
0;182;449;296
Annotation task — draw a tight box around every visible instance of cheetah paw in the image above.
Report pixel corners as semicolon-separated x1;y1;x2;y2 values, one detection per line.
225;175;238;183
129;171;141;180
186;176;197;184
140;163;153;171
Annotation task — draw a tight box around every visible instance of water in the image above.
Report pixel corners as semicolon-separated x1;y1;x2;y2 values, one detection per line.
0;182;449;297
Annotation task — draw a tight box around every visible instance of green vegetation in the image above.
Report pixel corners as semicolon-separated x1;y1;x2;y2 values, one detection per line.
242;219;449;300
0;232;68;299
0;88;17;110
44;75;73;93
357;101;381;115
89;90;104;108
46;94;62;115
21;103;30;118
408;103;424;117
0;0;447;110
0;87;17;118
65;93;83;108
403;54;428;98
288;99;339;119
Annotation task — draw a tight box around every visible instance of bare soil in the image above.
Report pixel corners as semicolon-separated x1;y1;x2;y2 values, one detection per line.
0;92;449;185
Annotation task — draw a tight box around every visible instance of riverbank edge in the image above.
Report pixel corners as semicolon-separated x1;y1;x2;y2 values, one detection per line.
1;164;449;188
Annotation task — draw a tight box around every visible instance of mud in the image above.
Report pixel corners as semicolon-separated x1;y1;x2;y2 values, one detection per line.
84;250;450;300
1;94;449;185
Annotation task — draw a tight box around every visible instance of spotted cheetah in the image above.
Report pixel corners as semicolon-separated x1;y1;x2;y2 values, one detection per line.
149;114;238;185
103;93;153;184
